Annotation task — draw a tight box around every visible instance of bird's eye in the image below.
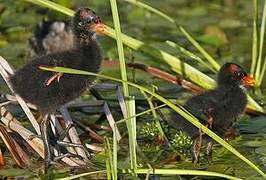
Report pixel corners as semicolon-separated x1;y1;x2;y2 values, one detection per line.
93;18;100;24
235;71;245;78
82;16;93;24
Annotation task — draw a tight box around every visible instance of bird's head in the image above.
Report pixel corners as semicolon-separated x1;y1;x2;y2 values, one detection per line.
217;63;255;88
73;8;104;39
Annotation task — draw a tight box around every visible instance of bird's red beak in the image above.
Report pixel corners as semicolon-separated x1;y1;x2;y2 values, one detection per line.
241;75;255;86
91;21;105;34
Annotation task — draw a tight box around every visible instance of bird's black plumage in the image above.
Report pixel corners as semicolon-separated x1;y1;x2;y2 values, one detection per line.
169;63;254;162
10;8;103;114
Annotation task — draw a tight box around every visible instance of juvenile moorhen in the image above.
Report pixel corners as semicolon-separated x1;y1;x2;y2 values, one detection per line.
170;63;254;163
10;8;104;168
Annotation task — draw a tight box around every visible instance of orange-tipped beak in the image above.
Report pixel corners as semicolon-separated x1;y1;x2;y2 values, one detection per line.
241;75;255;86
91;22;106;34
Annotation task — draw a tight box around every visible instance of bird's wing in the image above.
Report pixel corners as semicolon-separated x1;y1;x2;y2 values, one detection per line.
184;91;220;124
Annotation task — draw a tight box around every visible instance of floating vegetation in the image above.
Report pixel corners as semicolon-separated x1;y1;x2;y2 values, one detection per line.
170;131;192;157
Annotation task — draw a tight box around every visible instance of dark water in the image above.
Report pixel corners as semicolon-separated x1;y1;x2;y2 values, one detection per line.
0;0;266;179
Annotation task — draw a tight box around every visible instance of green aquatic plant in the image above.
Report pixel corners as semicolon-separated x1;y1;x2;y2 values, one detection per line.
140;122;158;138
170;131;192;156
140;121;169;139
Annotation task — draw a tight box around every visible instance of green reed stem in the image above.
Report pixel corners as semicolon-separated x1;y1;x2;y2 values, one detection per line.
250;0;258;76
255;0;266;85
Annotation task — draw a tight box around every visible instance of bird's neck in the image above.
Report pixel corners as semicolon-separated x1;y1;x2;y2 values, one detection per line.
73;33;102;72
218;85;247;114
74;31;96;47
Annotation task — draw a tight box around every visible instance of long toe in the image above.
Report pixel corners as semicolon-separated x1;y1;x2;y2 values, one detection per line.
206;141;213;163
192;136;202;164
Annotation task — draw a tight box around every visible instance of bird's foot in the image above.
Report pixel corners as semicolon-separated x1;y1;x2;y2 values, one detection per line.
58;123;75;141
45;72;64;86
53;153;78;162
192;135;202;164
40;114;53;173
207;116;214;129
56;140;91;159
206;141;213;163
192;153;200;164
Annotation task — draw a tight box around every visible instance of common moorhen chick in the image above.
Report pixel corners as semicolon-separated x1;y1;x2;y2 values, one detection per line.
10;8;104;168
170;63;254;163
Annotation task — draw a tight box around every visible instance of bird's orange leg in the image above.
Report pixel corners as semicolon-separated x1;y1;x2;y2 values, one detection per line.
206;140;213;163
207;116;214;129
192;133;202;164
45;72;64;86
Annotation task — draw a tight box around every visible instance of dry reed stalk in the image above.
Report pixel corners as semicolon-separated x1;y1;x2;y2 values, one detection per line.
49;114;77;155
0;125;25;167
0;106;80;166
0;147;5;168
60;106;88;160
0;56;40;134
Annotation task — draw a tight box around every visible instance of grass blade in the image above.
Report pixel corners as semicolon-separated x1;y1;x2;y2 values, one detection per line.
23;0;73;16
113;127;118;180
140;90;165;140
110;0;129;97
123;168;242;180
179;26;220;71
250;0;258;75
127;97;137;173
105;137;115;180
255;0;266;85
258;56;266;84
166;40;216;73
116;104;167;125
56;170;106;180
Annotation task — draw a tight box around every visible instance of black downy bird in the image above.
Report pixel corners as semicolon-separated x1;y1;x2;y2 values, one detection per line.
170;63;255;163
10;8;104;168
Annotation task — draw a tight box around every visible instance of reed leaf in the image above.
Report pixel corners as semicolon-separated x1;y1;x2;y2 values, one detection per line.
127;97;137;173
258;4;266;86
140;90;165;140
24;0;73;16
110;0;129;97
166;40;216;72
123;168;242;180
112;127;118;180
179;26;220;71
56;170;106;180
116;104;167;125
105;137;115;180
255;0;266;85
250;0;258;75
